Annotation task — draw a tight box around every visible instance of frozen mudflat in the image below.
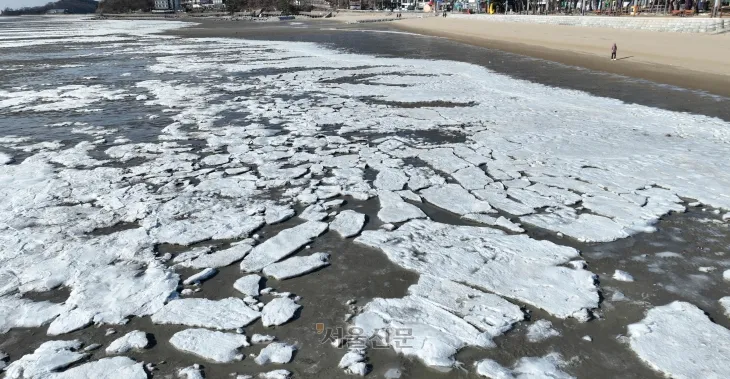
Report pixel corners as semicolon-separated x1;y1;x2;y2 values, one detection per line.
1;15;730;379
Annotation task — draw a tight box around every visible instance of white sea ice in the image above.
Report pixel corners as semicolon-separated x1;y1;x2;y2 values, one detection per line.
377;190;427;224
240;221;328;272
252;334;276;344
170;328;249;363
452;165;492;190
0;152;13;165
346;362;369;376
0;296;67;333
51;357;147;379
105;330;148;354
265;205;295;225
352;276;524;367
183;268;217;285
628;301;730;379
338;351;366;369
374;168;408;191
178;365;205;379
526;320;561;342
234;274;263;297
418;148;470;174
475;353;574;379
152;298;260;330
5;340;86;379
720;297;730;318
262;252;330;280
330;210;367;238
180;244;253;269
613;270;635;282
261;297;301;327
258;370;292;379
420;184;493;215
356;220;598;319
723;269;730;281
254;342;296;365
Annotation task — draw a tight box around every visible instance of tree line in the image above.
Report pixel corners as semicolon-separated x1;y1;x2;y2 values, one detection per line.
2;0;98;15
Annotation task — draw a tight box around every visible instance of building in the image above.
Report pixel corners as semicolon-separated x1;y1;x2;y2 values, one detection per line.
46;9;67;14
154;0;181;11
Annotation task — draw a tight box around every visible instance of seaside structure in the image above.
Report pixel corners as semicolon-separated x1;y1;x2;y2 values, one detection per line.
154;0;182;11
46;8;67;14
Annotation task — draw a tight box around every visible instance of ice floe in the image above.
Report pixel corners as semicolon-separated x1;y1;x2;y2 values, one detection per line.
420;184;493;216
51;357;147;379
330;210;367;238
720;297;730;318
262;253;330;280
105;330;149;354
377;190;427;224
356;220;598;319
628;301;730;379
234;274;263;297
170;328;249;363
475;353;574;379
183;268;217;285
254;342;296;365
526;320;561;342
261;297;301;327
5;340;86;379
612;270;635;282
152;298;260;330
240;221;328;272
0;296;67;334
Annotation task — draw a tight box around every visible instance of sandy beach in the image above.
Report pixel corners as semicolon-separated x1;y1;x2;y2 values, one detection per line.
391;17;730;97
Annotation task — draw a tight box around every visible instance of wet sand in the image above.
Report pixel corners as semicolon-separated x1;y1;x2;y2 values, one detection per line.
391;17;730;98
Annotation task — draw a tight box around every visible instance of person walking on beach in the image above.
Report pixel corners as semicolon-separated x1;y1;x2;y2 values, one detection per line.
611;43;617;61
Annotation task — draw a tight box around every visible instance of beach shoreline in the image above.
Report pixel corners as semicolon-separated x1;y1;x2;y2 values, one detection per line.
390;17;730;98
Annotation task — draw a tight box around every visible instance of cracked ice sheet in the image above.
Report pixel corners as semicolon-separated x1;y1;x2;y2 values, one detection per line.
262;252;330;280
152;298;260;330
475;353;574;379
170;328;249;363
240;221;329;272
353;275;524;367
627;301;730;379
356;220;598;319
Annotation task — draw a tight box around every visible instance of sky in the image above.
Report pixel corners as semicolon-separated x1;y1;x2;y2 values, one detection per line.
1;0;66;9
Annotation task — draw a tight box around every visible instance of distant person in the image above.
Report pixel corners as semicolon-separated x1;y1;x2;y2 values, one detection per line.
611;43;617;60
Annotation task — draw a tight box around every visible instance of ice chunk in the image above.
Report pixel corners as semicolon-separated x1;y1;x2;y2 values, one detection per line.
0;296;67;333
330;210;367;238
252;334;276;344
377;190;427;224
421;184;493;215
613;270;635;282
374;168;408;191
181;244;253;269
473;189;535;216
521;210;629;243
384;368;402;379
338;351;366;369
526;320;560;342
254;342;296;365
628;301;730;379
178;365;205;379
356;220;598;319
51;357;147;379
240;221;328;272
346;362;369;376
462;214;524;233
106;330;148;354
724;269;730;282
152;298;260;330
452;166;492;190
265;205;295;225
258;370;292;379
170;328;249;363
418;148;470;173
475;353;573;379
0;152;13;165
299;204;328;221
261;297;301;327
234;274;262;297
183;268;217;285
396;190;421;202
5;340;86;379
720;297;730;318
262;253;330;280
